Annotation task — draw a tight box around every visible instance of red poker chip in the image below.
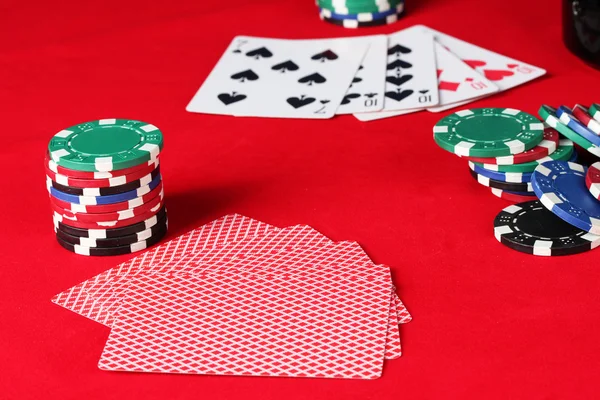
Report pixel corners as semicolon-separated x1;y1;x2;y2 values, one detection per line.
490;188;537;203
45;159;159;189
53;203;165;230
49;181;163;214
49;189;164;222
572;104;600;135
45;154;160;179
463;124;560;165
586;162;600;200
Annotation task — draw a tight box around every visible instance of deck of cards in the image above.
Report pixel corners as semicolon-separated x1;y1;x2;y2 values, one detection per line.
186;24;546;120
52;214;411;379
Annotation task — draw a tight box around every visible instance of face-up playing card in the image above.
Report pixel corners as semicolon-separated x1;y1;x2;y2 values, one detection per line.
419;25;546;92
98;272;392;379
336;35;388;115
363;41;500;119
428;42;499;111
186;36;368;119
354;26;439;122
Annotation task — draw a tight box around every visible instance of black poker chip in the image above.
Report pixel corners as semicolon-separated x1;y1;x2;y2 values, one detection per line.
54;206;167;239
493;200;600;256
50;167;161;196
56;216;167;248
468;168;533;192
56;221;167;256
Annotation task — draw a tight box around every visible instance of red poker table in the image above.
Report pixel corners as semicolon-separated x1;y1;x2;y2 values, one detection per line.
2;0;600;398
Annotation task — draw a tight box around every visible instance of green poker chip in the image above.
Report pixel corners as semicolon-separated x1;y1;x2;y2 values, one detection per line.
472;140;575;173
538;105;600;158
48;119;163;172
433;108;545;158
589;103;600;122
317;0;403;14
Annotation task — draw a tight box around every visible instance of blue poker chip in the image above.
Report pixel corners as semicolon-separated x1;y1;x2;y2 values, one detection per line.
468;161;532;183
319;3;403;21
556;106;600;147
532;160;600;234
482;141;584;182
48;174;162;205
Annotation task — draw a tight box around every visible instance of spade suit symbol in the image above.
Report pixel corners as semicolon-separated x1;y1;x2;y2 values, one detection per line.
385;89;413;102
218;92;247;105
272;60;300;73
387;59;412;70
287;95;316;109
246;47;273;59
298;73;326;85
230;69;259;82
388;44;412;56
386;75;413;86
311;50;339;62
341;93;361;105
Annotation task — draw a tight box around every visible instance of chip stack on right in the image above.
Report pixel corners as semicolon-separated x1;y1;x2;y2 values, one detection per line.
46;119;167;256
433;106;600;256
317;0;405;28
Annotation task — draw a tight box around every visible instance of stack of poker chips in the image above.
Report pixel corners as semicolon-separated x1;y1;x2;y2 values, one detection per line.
433;105;600;256
46;119;167;256
317;0;405;28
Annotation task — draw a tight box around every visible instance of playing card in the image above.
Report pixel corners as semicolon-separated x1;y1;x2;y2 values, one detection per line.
52;215;411;362
356;40;499;119
98;272;392;379
85;224;332;300
427;42;499;111
83;225;334;323
336;35;388;115
354;26;439;121
419;25;546;92
186;36;368;119
102;239;410;314
197;242;405;359
51;214;278;326
102;239;409;359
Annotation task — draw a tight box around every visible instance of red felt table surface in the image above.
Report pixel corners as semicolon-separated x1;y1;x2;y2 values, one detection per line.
2;0;600;398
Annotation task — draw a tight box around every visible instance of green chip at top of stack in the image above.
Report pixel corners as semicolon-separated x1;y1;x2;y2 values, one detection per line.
317;0;403;14
48;119;163;172
433;108;545;158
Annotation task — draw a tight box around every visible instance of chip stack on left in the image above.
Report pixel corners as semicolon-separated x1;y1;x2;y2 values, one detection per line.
317;0;405;28
46;119;167;256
